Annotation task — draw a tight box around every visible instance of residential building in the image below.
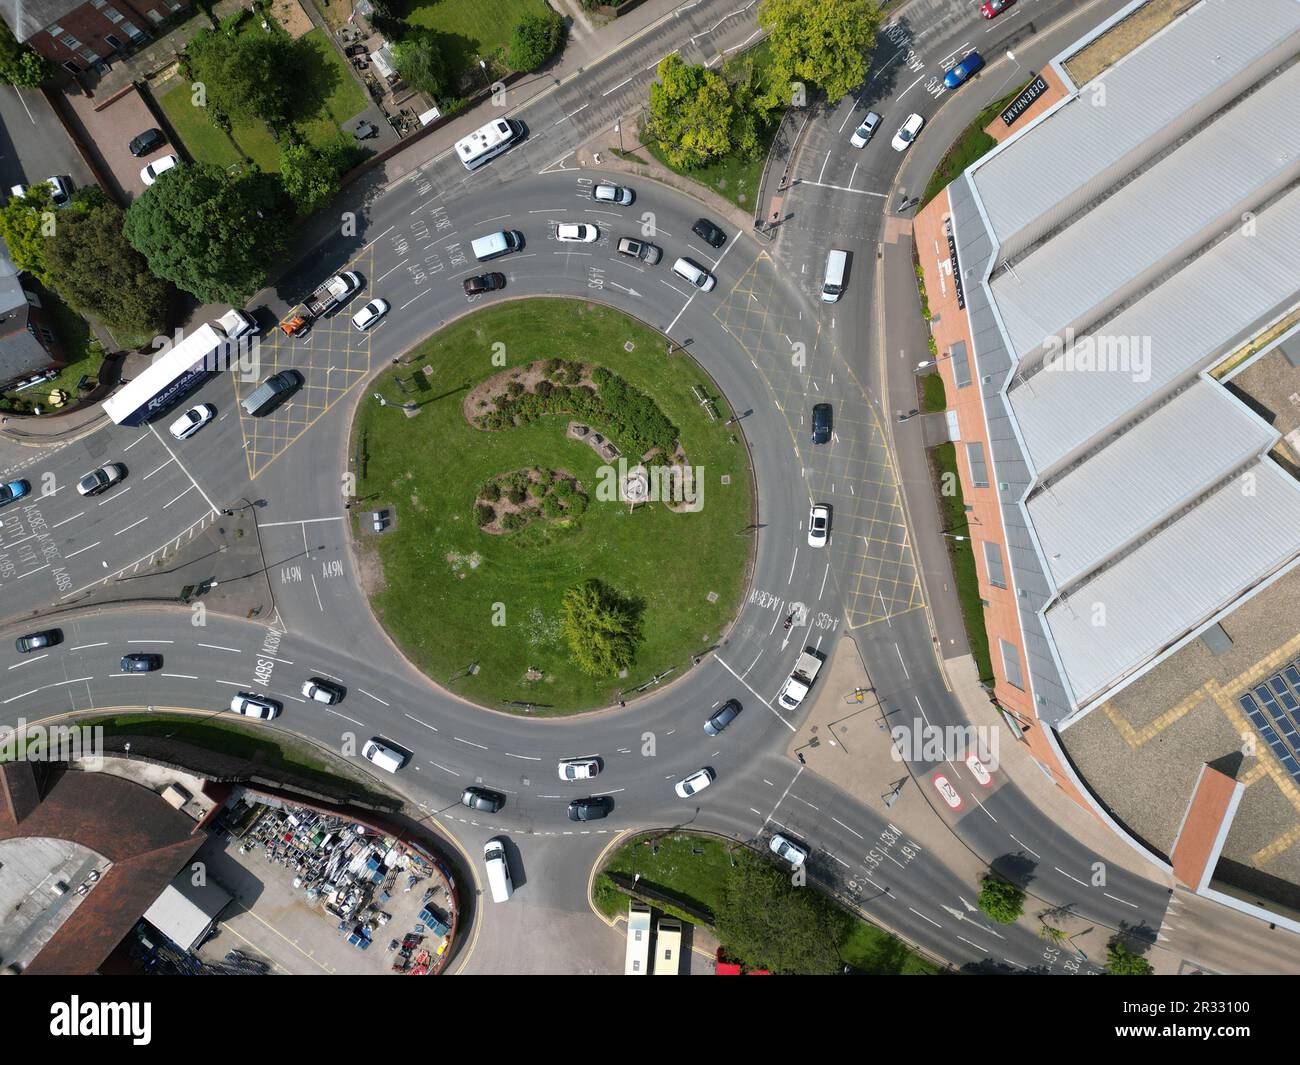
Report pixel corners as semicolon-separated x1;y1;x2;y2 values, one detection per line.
1;0;190;75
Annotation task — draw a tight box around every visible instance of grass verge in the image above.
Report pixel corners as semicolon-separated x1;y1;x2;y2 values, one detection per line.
921;372;946;413
929;442;993;681
404;0;552;81
920;82;1032;207
352;299;754;713
593;832;939;974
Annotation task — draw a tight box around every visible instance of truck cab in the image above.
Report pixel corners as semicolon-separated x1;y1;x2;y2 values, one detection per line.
779;648;825;710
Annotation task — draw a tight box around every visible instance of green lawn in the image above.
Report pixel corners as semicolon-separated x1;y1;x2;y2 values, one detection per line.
157;82;244;169
641;41;777;212
405;0;551;78
298;28;369;136
593;832;940;974
921;371;946;413
930;442;993;682
920;81;1033;207
352;300;754;714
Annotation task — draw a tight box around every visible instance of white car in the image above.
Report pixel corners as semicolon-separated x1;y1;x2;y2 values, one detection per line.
892;113;924;151
849;111;881;148
593;182;633;205
229;692;280;719
351;298;390;330
558;757;600;781
169;403;215;440
808;504;829;547
301;678;343;704
671;257;716;292
769;833;808;868
556;222;599;243
140;155;179;186
675;766;715;798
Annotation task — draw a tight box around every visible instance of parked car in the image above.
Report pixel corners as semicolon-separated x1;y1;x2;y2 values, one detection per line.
944;52;985;89
301;678;344;704
15;629;61;654
462;786;506;813
46;176;71;205
140;155;179;186
169;404;215;441
8;184;27;200
671;257;716;292
463;272;506;295
128;129;166;157
808;504;830;547
351;298;390;330
76;464;125;497
981;0;1013;18
120;652;161;673
811;403;832;444
849;111;882;148
558;757;600;781
567;796;612;821
703;699;741;736
691;217;727;248
230;692;281;719
0;479;30;508
593;182;634;205
556;222;599;243
769;833;809;868
675;766;715;798
891;113;924;151
616;237;662;264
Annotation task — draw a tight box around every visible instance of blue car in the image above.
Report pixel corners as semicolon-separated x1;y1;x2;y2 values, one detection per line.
944;51;985;89
0;479;29;508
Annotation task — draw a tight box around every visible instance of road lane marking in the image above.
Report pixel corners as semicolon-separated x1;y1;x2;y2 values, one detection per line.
115;517;148;536
51;512;84;529
716;655;794;730
8;654;48;668
163;485;196;508
64;541;100;559
197;644;241;653
357;688;389;706
149;424;220;516
70;643;107;651
17;564;49;578
453;736;488;750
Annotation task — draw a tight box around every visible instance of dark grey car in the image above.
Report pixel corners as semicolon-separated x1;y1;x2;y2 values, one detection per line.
703;699;742;736
15;629;61;653
462;786;505;813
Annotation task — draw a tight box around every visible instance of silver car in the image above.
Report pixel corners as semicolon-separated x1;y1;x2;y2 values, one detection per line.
593;182;634;205
76;463;126;497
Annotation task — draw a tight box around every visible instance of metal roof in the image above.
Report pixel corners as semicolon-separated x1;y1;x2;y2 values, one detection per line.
972;0;1300;251
991;60;1300;360
142;874;231;951
1007;181;1300;475
1042;460;1300;707
1026;380;1278;591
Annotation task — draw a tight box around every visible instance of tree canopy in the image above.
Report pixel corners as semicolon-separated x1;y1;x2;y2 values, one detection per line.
0;184;55;286
977;875;1026;924
45;197;169;338
123;163;291;305
394;32;450;99
188;28;308;128
510;11;565;72
0;22;52;88
1105;940;1155;975
758;0;882;104
279;142;354;216
714;857;849;974
559;579;642;677
647;55;736;169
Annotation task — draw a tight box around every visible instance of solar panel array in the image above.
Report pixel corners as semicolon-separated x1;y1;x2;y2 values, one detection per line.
1237;664;1300;782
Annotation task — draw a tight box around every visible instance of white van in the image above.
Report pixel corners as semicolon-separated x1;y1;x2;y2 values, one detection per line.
470;230;523;261
671;257;716;292
361;738;404;773
483;837;513;903
821;249;848;303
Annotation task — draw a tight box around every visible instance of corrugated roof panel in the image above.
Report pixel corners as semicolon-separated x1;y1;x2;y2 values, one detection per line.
973;0;1300;243
993;61;1300;358
1007;183;1300;474
1026;380;1277;589
1043;461;1300;706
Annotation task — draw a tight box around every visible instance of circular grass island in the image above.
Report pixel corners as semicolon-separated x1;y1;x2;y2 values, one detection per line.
350;299;755;714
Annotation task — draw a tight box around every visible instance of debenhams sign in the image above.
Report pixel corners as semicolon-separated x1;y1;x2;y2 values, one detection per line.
1000;73;1049;127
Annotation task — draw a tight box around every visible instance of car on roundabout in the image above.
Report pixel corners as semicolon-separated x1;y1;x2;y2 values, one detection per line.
351;298;390;330
616;237;662;264
703;699;741;736
675;767;715;798
691;217;727;248
567;796;611;821
77;464;126;497
556;222;599;243
462;786;506;813
808;504;830;547
558;757;600;781
849;111;881;148
230;692;281;719
15;629;61;653
121;653;161;673
169;404;215;441
892;113;924;151
0;479;30;508
464;272;506;295
769;833;809;868
302;678;344;704
593;182;633;205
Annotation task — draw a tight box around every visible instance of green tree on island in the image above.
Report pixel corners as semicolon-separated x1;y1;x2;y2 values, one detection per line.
646;55;736;169
977;874;1026;925
560;579;642;677
715;857;849;974
1105;939;1155;975
758;0;883;104
124;163;291;305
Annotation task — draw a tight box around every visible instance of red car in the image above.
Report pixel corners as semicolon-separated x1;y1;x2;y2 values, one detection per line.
982;0;1013;17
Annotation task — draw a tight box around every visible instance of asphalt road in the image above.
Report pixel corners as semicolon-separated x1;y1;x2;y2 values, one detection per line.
0;84;95;197
0;0;1287;975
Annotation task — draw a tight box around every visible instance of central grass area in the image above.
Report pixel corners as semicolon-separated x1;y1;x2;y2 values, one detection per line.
352;300;754;713
405;0;552;81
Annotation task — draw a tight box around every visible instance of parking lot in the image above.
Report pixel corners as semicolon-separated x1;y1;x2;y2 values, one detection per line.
57;83;163;203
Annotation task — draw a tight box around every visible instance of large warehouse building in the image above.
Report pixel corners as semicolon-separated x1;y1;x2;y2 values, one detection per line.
916;0;1300;926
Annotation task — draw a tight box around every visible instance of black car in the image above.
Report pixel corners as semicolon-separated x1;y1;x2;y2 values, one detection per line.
128;128;166;157
703;699;742;736
567;796;611;822
692;218;727;248
811;402;832;444
15;629;61;654
120;653;162;673
463;272;506;295
461;786;505;813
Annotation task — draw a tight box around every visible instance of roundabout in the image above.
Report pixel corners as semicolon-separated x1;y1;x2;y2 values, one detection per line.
351;298;755;713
